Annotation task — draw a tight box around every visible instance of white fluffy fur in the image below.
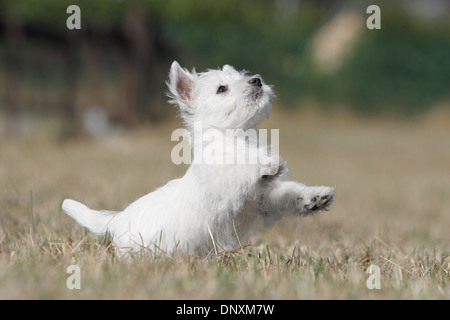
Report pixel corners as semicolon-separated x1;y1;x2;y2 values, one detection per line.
62;61;335;257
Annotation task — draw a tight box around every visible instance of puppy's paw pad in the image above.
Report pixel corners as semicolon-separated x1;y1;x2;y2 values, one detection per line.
297;187;335;214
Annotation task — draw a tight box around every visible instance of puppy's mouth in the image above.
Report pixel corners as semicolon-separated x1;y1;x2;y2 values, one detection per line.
246;85;265;103
248;86;264;100
246;86;275;106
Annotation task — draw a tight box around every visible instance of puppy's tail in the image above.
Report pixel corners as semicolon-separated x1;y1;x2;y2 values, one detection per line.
62;199;117;235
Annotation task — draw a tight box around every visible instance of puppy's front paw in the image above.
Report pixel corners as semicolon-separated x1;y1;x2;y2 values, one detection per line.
296;186;335;214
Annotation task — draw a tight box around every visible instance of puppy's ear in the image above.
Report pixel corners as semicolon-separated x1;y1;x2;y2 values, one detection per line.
167;61;197;108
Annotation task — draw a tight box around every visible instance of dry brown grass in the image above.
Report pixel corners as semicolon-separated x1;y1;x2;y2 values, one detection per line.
0;109;449;299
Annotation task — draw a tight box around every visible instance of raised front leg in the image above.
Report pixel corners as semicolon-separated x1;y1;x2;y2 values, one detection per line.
259;180;335;228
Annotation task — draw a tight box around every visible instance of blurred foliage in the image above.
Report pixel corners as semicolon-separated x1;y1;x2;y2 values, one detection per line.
304;13;450;114
0;0;449;117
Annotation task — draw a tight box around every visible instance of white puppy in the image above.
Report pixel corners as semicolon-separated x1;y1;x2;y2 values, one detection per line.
62;61;335;257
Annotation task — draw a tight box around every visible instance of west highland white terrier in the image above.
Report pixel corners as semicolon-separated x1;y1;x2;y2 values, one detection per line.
62;61;335;257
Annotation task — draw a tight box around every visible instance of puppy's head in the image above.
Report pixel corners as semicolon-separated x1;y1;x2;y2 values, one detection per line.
167;61;274;131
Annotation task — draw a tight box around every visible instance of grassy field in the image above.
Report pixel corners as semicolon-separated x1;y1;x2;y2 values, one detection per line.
0;108;449;299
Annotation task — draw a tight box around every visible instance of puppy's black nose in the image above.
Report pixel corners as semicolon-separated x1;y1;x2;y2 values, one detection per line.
249;77;262;87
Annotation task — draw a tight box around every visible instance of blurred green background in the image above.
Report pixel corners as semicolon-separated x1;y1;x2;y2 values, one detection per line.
0;0;449;138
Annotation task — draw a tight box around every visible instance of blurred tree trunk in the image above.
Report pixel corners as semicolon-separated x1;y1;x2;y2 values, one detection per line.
60;31;81;139
2;11;23;137
121;3;150;125
146;14;167;123
89;23;109;110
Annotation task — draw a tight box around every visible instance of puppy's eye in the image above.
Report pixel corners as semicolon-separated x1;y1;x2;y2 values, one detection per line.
216;85;228;94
